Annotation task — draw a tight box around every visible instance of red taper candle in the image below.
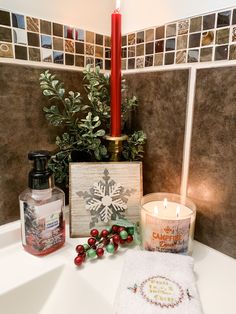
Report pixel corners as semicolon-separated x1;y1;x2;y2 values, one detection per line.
111;4;122;137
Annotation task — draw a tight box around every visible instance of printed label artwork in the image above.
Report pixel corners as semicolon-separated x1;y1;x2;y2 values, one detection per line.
128;276;185;308
77;168;136;228
21;201;64;252
144;214;190;253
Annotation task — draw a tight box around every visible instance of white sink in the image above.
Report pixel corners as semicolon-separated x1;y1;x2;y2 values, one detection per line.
0;265;113;314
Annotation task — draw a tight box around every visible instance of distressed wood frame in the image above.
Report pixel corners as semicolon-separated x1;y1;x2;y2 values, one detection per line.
69;162;143;237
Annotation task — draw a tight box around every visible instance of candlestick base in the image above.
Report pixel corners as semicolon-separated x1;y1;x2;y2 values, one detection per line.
105;134;128;161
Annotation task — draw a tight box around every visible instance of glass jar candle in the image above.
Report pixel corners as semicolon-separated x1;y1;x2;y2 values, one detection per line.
140;193;196;255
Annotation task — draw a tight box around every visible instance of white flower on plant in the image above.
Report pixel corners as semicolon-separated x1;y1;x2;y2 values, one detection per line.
77;169;136;228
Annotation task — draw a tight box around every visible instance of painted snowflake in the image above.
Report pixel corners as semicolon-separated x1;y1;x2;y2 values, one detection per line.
77;169;136;228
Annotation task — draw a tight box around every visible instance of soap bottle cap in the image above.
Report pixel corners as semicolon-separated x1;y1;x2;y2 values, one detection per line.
28;150;53;190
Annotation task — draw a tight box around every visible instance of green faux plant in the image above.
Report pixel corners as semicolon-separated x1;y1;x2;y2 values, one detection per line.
39;66;146;187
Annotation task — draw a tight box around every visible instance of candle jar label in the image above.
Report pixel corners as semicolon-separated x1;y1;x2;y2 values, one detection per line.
143;214;191;253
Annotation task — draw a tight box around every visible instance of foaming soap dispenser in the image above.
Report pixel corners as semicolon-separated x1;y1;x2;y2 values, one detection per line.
19;151;65;256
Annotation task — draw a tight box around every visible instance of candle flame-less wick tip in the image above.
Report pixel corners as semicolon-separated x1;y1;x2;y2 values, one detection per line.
176;205;181;218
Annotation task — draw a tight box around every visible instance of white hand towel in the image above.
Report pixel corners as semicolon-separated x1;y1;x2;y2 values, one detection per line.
114;250;203;314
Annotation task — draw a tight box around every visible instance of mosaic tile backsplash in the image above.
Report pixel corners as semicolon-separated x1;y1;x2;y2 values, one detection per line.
1;7;236;70
0;9;111;70
122;7;236;70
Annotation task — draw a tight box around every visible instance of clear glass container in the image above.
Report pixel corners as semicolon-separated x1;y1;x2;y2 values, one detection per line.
140;192;196;255
19;187;65;256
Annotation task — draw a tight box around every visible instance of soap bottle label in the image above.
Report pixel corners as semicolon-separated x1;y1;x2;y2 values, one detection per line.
20;200;64;252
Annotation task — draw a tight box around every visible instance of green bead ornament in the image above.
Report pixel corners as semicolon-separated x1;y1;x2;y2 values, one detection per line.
87;248;96;258
106;243;115;253
127;227;134;235
120;230;128;240
83;243;90;250
106;226;112;233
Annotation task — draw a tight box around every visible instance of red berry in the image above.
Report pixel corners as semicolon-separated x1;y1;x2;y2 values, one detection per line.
112;225;119;233
101;229;109;238
127;235;133;243
88;237;96;246
96;247;104;257
112;234;120;244
74;255;84;266
118;226;125;233
114;243;119;251
75;244;85;254
90;229;99;238
120;239;126;244
81;252;86;261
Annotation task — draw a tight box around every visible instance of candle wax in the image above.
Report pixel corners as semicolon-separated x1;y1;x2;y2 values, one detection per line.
143;201;193;219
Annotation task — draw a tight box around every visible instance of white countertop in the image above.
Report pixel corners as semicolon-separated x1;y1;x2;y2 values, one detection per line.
0;221;235;314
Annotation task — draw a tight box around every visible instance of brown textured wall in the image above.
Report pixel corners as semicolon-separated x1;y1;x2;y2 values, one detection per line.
188;66;236;258
125;70;189;194
0;63;84;225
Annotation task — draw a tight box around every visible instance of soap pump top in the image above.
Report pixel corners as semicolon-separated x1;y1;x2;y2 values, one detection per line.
28;150;53;190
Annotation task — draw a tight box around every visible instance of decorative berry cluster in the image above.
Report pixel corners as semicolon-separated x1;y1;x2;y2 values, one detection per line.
74;225;134;267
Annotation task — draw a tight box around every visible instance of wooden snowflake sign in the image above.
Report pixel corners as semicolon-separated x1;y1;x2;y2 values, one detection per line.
69;162;143;237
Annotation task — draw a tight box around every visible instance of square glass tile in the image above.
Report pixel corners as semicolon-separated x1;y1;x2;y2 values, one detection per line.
165;38;175;51
65;39;74;53
40;20;51;35
176;50;187;64
145;42;154;54
136;31;144;44
128;33;135;45
64;26;74;39
86;31;94;43
190;16;202;33
164;52;175;65
145;55;153;67
178;19;189;35
201;31;214;46
53;23;63;37
0;26;12;42
41;35;52;49
233;9;236;25
28;47;41;61
188;49;199;62
200;47;213;62
122;35;127;46
156;26;165;39
15;44;27;59
188;33;201;48
203;14;215;30
136;56;144;68
75;29;84;42
0;10;11;26
216;28;229;44
95;45;103;58
53;37;63;51
12;13;25;29
95;58;103;69
136;44;144;56
27;32;39;47
155;40;164;53
214;45;228;60
145;29;154;42
105;59;111;70
128;58;135;69
75;55;84;67
128;46;135;57
26;17;39;32
75;42;84;54
13;29;27;45
217;11;231;28
41;48;52;62
177;35;187;50
96;34;103;45
65;53;74;65
154;53;163;66
53;51;64;64
0;42;13;58
166;24;176;37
